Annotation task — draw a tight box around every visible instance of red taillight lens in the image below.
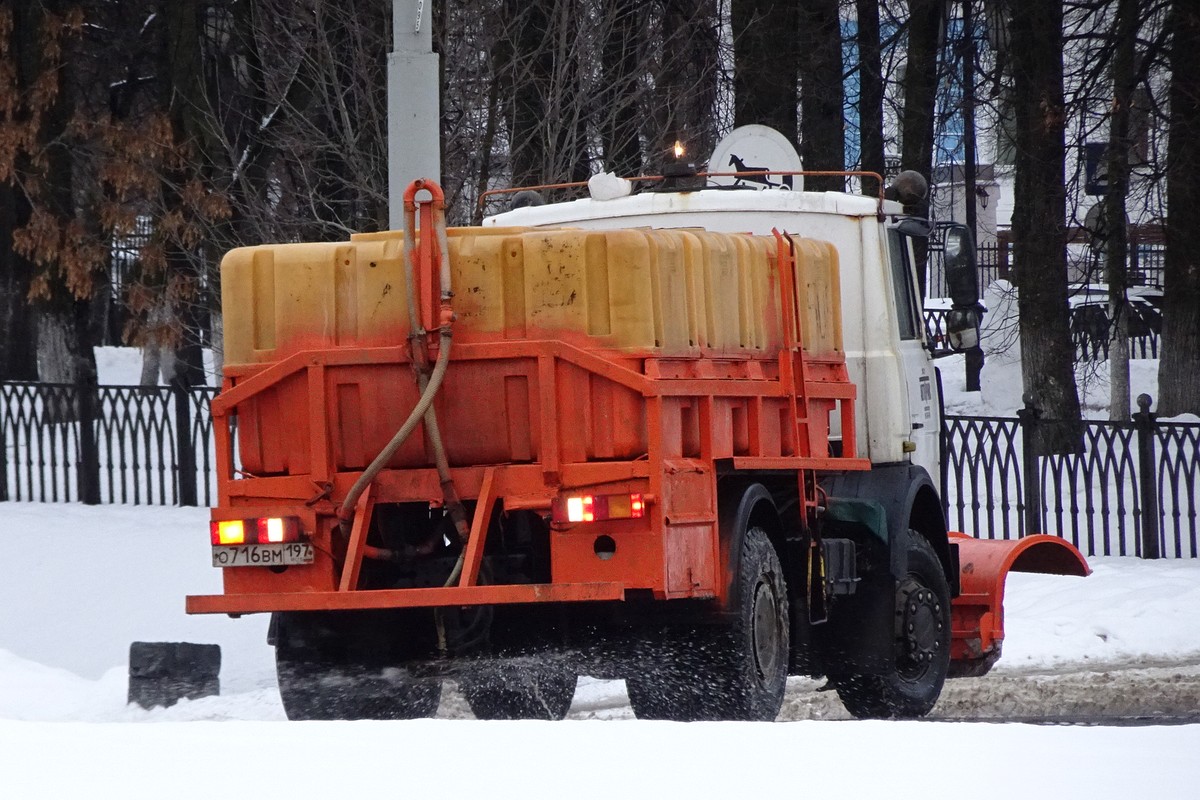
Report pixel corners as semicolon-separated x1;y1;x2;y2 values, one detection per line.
256;516;299;543
629;494;645;518
211;519;246;545
211;516;301;545
554;493;647;523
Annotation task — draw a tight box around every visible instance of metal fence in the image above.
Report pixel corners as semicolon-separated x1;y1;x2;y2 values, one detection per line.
1;381;219;506
4;380;1197;560
942;396;1199;559
924;304;1161;361
925;226;1165;300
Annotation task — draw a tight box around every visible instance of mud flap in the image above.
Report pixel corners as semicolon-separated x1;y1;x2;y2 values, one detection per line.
949;532;1090;677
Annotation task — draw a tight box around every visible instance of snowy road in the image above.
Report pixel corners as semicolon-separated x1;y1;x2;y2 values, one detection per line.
2;503;1199;797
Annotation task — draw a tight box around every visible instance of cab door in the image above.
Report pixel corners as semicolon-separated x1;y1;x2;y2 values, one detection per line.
886;228;940;479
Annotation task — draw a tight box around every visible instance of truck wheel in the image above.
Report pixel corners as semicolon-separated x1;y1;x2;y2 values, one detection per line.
832;532;950;719
275;651;441;720
460;664;576;720
624;635;710;720
273;614;441;721
626;526;789;721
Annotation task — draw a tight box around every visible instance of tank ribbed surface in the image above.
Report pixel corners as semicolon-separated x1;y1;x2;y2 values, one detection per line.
221;226;842;366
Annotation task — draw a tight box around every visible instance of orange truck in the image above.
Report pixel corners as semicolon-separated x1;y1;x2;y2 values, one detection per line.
188;156;1088;721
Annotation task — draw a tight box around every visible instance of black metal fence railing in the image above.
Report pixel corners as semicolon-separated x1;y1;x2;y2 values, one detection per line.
923;303;1161;362
923;309;951;353
5;380;1198;560
1;381;218;507
924;225;1164;362
942;395;1199;559
925;225;1165;300
1068;301;1161;361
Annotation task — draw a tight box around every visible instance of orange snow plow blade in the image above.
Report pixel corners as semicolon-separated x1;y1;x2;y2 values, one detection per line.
949;532;1090;677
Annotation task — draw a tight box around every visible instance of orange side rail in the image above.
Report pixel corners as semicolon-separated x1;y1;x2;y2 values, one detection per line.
212;339;872;491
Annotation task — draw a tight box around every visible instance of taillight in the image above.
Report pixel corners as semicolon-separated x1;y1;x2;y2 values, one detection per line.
566;495;595;522
211;519;246;545
257;516;299;543
553;493;646;523
211;516;301;545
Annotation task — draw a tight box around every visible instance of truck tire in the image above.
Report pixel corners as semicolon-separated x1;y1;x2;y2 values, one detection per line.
626;526;789;721
273;614;440;720
624;632;711;721
275;651;441;720
831;531;950;719
460;664;576;720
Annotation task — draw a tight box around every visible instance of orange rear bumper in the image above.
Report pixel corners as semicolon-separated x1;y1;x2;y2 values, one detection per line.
186;580;625;615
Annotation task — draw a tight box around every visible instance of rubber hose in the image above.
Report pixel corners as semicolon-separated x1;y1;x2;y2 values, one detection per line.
338;327;452;526
401;202;470;545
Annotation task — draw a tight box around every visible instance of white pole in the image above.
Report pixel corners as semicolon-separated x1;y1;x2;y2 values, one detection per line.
388;0;441;229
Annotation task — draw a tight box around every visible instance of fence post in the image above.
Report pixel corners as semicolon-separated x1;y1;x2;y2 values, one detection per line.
1133;393;1160;559
1017;393;1042;536
172;376;198;507
998;231;1011;281
0;385;7;502
1129;229;1141;284
77;374;101;505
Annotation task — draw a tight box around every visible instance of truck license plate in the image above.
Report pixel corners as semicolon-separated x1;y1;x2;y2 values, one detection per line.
212;543;313;568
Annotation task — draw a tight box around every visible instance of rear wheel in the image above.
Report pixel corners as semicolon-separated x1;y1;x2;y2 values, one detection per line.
276;653;441;721
460;663;576;720
625;629;724;721
626;526;789;721
832;532;950;719
273;613;441;721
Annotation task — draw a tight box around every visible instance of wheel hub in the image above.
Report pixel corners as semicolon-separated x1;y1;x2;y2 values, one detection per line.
895;578;943;680
751;580;782;681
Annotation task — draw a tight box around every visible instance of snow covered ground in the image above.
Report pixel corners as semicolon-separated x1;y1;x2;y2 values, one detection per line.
3;338;1197;797
1;502;1199;798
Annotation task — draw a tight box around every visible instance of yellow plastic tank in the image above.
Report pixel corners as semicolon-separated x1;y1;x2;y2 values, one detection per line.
220;226;842;367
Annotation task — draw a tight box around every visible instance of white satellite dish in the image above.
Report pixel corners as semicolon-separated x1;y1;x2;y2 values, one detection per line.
707;125;803;191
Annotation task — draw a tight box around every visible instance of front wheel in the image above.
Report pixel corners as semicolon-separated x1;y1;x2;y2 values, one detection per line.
832;532;951;719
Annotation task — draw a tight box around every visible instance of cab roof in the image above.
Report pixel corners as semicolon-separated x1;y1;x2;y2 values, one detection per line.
484;187;904;228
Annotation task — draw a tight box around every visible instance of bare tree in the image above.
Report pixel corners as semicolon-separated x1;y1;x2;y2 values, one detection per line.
1160;0;1200;415
1102;0;1139;419
599;0;646;176
899;0;944;181
1009;0;1083;448
798;0;845;190
901;0;946;296
733;0;799;144
856;0;886;196
0;1;106;386
0;3;42;380
658;0;720;161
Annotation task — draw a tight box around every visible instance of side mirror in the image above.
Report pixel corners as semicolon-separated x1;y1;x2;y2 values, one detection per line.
941;223;982;353
942;223;979;307
945;308;980;350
